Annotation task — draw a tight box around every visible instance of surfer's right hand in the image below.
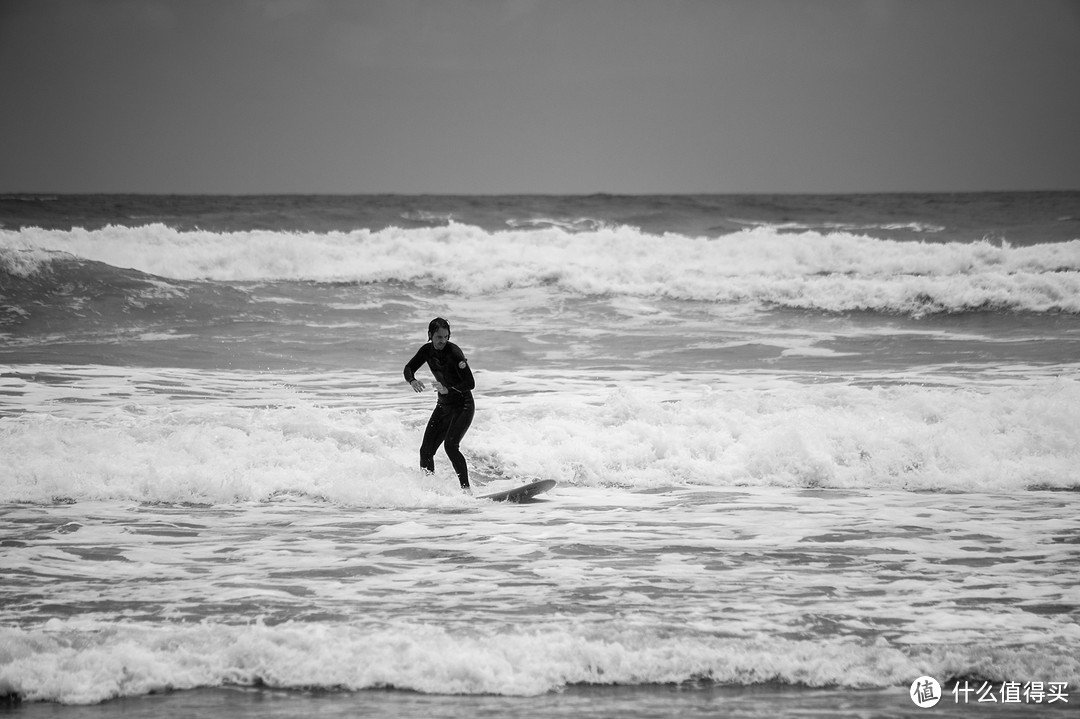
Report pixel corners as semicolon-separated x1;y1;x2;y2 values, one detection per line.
410;380;426;393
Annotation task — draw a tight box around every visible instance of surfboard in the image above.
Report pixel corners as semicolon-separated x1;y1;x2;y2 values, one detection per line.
477;479;556;503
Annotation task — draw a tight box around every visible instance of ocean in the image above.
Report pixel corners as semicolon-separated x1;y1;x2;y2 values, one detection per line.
1;192;1079;717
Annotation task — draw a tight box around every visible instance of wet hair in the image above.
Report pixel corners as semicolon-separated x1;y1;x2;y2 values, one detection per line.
427;317;451;340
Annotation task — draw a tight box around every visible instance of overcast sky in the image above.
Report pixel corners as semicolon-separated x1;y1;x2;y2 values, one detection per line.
2;0;1078;194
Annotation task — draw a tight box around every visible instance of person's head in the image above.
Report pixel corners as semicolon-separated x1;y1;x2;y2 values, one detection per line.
428;317;451;350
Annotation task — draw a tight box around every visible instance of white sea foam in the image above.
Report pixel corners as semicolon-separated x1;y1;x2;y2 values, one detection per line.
3;461;1076;704
10;619;1074;704
2;366;1077;503
3;501;1077;704
0;236;60;278
4;224;1079;313
5;198;1078;712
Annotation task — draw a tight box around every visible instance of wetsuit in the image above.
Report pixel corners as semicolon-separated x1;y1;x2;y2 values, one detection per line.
403;341;475;488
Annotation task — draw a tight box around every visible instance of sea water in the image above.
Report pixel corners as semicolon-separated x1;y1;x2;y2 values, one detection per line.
1;193;1079;717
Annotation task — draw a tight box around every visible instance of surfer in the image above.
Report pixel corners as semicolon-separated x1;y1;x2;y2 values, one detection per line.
403;318;476;489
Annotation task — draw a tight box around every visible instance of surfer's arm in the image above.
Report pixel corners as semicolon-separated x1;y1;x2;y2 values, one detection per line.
403;346;429;392
445;345;475;394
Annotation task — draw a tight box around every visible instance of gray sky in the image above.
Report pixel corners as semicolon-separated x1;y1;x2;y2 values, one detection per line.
2;0;1078;194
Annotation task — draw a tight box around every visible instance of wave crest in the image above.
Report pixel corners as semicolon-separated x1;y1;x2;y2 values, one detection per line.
4;224;1080;314
4;620;1077;703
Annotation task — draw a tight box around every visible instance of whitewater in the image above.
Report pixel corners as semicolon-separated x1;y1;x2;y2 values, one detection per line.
5;221;1080;312
1;193;1079;717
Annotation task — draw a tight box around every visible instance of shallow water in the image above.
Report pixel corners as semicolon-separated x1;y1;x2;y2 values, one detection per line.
2;485;1078;707
2;193;1079;712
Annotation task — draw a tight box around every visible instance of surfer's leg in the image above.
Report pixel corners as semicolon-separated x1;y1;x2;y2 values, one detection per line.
443;403;474;488
419;405;450;474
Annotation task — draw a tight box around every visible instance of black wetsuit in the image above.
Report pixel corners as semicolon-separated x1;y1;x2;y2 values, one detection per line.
403;341;476;487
